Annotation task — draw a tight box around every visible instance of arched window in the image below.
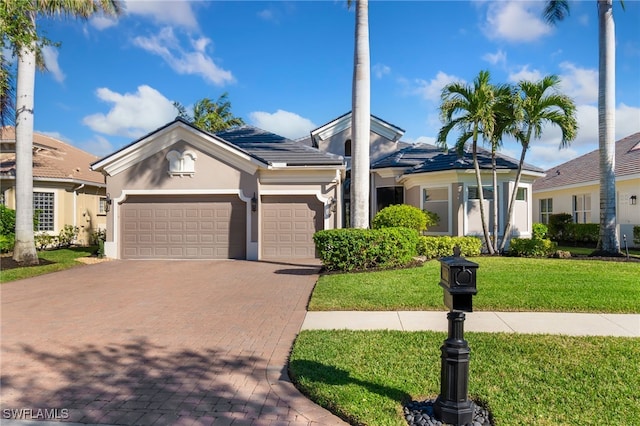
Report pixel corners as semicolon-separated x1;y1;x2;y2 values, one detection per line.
344;139;352;157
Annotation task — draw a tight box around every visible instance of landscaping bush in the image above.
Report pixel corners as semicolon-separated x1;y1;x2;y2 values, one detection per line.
0;205;16;236
313;227;419;271
532;222;548;240
371;204;427;232
564;223;599;245
634;225;640;246
0;234;14;253
547;213;573;241
35;232;56;250
90;228;106;245
56;225;79;248
508;237;557;257
416;236;482;259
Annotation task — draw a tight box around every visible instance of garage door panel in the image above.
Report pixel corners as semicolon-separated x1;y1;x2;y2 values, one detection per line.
121;196;246;259
262;195;322;259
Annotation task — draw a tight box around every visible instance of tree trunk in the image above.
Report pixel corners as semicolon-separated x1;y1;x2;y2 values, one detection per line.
350;0;370;229
491;152;498;251
472;137;494;254
596;0;619;254
12;33;39;265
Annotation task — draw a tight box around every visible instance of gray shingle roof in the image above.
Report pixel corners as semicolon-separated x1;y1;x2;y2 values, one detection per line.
372;142;544;174
214;125;344;166
532;132;640;192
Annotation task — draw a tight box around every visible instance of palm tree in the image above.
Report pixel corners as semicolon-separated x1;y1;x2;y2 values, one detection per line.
498;75;577;252
349;0;371;229
9;0;122;265
544;0;623;255
174;93;244;133
438;70;502;254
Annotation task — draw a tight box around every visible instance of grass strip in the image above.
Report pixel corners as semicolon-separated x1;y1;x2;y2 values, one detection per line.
1;246;97;283
309;257;640;313
290;330;640;426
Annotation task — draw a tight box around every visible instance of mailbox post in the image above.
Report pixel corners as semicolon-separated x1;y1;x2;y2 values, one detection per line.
434;247;479;426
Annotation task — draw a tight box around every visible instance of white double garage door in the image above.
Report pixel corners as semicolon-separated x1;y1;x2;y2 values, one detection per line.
120;195;322;260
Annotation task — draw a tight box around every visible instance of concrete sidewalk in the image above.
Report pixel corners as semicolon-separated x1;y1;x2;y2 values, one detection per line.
302;311;640;337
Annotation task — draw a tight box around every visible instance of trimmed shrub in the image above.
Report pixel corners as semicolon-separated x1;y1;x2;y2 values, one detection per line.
35;232;56;250
313;227;419;271
416;236;482;259
532;223;548;240
547;213;573;241
509;238;557;257
634;225;640;245
371;204;427;232
57;225;79;248
90;228;106;245
564;223;599;244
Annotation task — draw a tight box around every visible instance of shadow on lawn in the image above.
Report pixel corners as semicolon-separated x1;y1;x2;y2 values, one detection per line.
1;338;279;425
289;359;411;407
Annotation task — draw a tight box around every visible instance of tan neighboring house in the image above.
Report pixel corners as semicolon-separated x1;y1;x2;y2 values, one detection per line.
0;126;107;245
532;132;640;247
91;118;344;260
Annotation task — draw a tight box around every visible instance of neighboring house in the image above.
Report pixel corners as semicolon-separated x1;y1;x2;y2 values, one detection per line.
532;132;640;247
0;126;107;245
91;118;344;260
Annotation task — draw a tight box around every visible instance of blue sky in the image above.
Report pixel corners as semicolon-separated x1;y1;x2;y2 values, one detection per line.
28;0;640;169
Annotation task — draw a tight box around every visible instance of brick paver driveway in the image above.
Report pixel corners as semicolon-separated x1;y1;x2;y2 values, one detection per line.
1;260;347;426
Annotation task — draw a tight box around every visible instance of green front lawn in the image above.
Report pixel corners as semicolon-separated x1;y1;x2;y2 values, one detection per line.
309;257;640;313
0;246;97;283
290;330;640;426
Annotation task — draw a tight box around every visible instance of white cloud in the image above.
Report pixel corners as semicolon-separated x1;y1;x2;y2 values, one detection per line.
413;71;463;102
557;62;598;105
90;15;118;30
42;46;65;83
249;110;316;140
482;49;507;66
82;85;177;138
258;8;277;22
80;135;115;157
133;27;234;86
507;65;543;83
482;1;552;43
124;0;199;30
373;63;391;79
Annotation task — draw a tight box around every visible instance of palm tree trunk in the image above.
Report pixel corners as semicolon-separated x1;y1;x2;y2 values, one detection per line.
350;0;371;229
472;136;494;254
12;15;39;265
499;130;533;253
491;152;498;251
597;0;619;254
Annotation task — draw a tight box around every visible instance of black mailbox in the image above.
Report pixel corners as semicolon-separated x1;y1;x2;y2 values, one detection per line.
439;249;478;312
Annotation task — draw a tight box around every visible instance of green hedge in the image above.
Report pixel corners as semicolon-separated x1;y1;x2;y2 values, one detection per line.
509;238;558;257
313;227;419;272
416;236;482;259
371;204;427;232
548;213;599;244
634;226;640;245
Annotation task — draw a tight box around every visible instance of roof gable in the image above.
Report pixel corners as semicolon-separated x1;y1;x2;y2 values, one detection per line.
1;126;104;186
532;132;640;192
310;112;405;146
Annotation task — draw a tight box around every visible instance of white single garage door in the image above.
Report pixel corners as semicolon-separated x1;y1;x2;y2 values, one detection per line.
262;195;322;259
121;195;246;259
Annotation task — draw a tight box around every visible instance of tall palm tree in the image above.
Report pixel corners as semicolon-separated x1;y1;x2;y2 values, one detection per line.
349;0;371;229
498;75;577;252
174;93;244;133
438;70;501;254
544;0;623;255
10;0;122;265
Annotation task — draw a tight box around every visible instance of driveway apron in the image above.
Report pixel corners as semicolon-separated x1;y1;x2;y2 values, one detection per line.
1;260;347;426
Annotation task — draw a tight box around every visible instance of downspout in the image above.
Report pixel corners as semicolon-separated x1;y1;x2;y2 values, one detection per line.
73;184;85;228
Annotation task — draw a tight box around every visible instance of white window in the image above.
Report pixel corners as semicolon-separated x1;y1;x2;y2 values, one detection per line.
99;198;108;215
34;192;54;231
540;198;553;224
468;186;493;200
516;187;527;201
573;194;591;223
166;150;197;176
